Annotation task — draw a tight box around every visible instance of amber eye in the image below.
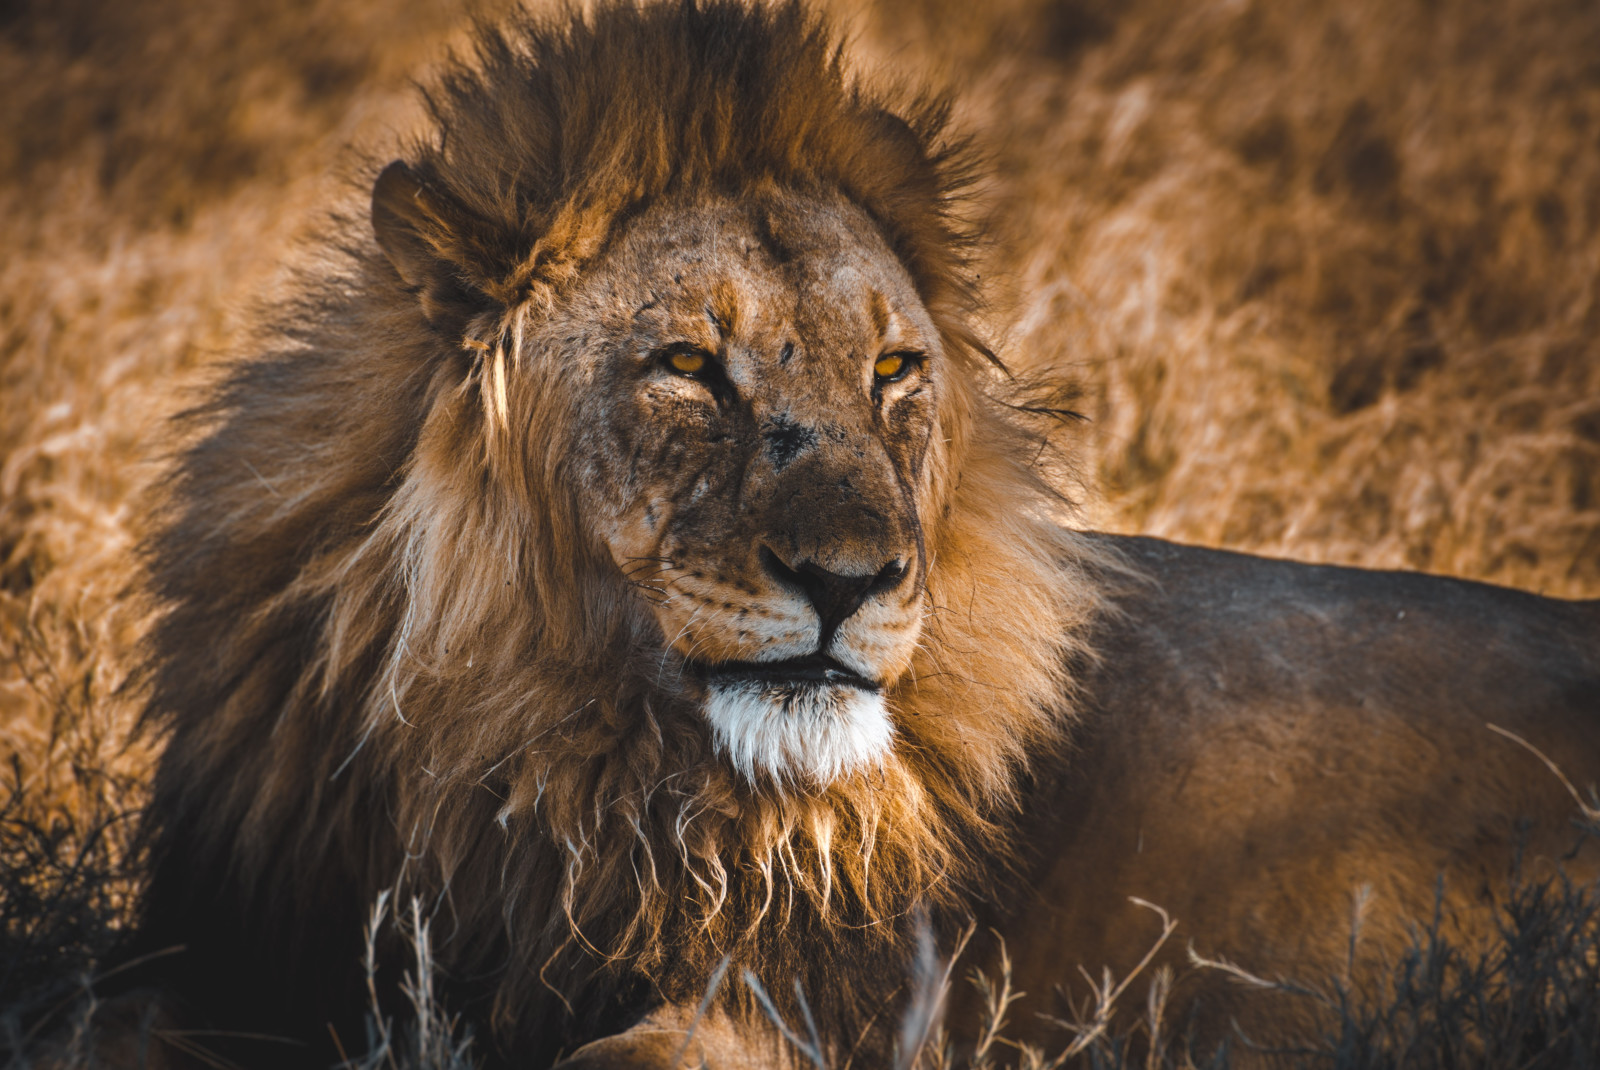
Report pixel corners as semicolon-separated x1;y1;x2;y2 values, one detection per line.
873;352;915;382
667;350;707;375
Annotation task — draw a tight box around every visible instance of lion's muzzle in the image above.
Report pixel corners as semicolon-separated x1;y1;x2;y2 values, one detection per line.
669;450;924;785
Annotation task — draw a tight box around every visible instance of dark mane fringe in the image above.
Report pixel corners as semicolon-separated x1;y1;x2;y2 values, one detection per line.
129;2;1107;1065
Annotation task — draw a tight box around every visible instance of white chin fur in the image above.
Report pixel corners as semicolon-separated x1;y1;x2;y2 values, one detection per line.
703;681;895;785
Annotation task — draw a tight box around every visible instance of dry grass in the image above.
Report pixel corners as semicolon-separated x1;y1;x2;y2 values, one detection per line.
3;0;1599;1064
738;817;1600;1069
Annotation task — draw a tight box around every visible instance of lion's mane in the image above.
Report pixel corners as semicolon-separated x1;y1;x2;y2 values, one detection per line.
135;0;1109;1061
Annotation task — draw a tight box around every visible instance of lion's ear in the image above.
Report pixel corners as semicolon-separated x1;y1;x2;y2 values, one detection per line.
371;160;498;328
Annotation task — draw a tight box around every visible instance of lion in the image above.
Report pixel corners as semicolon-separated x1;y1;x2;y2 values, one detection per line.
110;1;1600;1067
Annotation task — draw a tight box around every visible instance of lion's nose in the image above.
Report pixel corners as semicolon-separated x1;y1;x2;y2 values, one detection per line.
759;546;907;646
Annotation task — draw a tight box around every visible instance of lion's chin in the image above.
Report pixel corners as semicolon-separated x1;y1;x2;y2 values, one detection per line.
703;680;895;785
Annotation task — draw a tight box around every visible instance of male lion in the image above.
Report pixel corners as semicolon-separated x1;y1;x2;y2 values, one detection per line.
116;1;1600;1067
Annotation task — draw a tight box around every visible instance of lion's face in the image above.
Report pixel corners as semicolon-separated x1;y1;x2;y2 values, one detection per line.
546;192;947;784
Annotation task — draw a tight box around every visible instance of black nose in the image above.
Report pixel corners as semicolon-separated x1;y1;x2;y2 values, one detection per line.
759;546;908;647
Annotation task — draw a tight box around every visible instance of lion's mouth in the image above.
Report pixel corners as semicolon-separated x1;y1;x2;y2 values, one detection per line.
691;653;880;693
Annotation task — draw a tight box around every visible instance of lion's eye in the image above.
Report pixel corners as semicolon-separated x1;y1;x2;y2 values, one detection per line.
668;350;708;375
873;352;917;383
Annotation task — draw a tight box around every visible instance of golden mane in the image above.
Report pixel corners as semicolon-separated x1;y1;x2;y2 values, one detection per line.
136;0;1112;1059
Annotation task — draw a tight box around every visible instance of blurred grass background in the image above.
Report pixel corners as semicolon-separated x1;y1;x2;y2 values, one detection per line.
855;0;1600;592
1;0;1598;1055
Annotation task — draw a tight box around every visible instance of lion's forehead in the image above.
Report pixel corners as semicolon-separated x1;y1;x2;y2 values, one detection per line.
604;195;935;367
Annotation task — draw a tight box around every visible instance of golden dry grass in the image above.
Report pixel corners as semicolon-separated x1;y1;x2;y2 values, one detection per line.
858;0;1600;593
2;0;1598;1036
